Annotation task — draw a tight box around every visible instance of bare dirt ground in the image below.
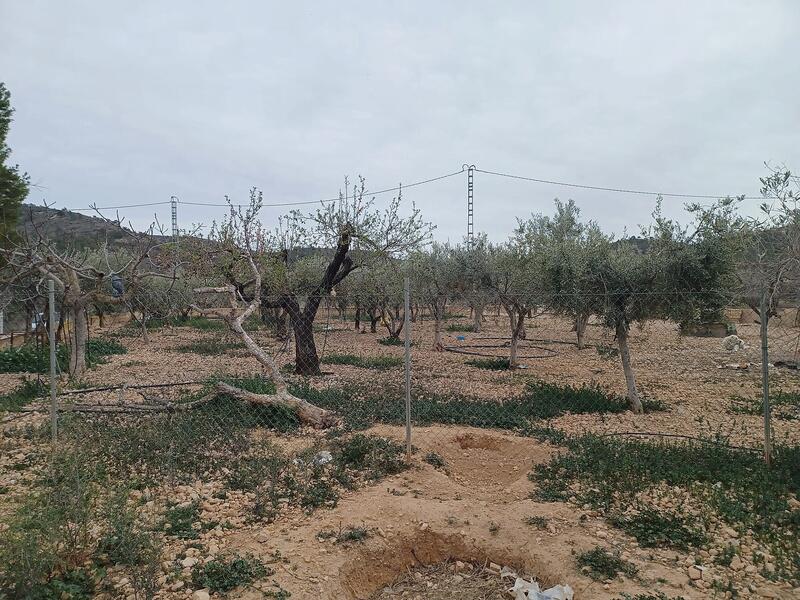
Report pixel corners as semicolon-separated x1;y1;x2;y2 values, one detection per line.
1;310;799;599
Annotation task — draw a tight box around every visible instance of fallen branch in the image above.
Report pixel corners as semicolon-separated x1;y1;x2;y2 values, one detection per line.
215;381;336;428
60;380;207;395
16;381;337;427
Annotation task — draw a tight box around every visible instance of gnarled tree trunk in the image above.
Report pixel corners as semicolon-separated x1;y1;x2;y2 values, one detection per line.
575;313;589;350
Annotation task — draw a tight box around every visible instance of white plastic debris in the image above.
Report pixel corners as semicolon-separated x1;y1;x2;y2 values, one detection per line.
312;450;333;465
508;578;574;600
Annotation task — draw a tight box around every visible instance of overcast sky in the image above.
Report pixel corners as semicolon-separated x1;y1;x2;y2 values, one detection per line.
1;1;798;242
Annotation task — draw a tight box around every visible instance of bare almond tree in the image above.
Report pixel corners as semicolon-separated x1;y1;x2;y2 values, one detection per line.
193;193;336;427
0;204;177;376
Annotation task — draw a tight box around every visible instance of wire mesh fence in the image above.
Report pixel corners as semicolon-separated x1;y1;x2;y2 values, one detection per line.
2;279;800;596
2;282;796;457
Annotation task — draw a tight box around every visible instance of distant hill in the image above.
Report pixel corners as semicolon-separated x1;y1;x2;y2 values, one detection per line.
17;204;169;250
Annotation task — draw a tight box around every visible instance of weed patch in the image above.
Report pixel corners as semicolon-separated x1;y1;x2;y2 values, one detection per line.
423;452;446;469
163;502;201;539
0;378;45;412
446;323;476;333
322;353;402;370
533;435;800;582
465;358;512;370
318;525;369;544
577;546;638;580
377;336;409;347
523;515;549;529
730;391;799;420
191;553;270;593
609;510;707;550
0;339;125;373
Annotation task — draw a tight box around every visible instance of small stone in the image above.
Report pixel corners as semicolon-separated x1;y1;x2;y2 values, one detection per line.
180;557;199;568
170;580;185;591
192;591;210;600
687;565;703;581
730;556;744;571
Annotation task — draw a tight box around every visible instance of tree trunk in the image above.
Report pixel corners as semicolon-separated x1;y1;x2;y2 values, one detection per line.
354;303;361;331
291;315;321;375
68;303;88;377
575;314;588;350
616;322;643;413
369;308;379;333
432;297;446;351
384;308;404;339
140;312;149;344
472;303;483;333
507;307;525;368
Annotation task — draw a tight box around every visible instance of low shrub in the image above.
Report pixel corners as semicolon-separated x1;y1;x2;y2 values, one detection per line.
609;510;707;550
576;546;638;580
191;553;270;593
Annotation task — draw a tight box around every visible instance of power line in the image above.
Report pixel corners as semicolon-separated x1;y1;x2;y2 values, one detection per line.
178;168;466;208
70;201;172;212
474;167;767;200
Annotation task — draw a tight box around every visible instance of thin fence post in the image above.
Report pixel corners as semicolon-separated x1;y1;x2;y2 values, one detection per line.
760;288;772;467
404;276;412;460
48;279;58;441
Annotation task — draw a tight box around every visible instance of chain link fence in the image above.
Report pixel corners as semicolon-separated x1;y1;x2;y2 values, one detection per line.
1;280;798;597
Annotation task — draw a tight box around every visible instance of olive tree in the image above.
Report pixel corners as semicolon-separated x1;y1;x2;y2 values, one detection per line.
409;243;459;350
485;238;543;368
536;199;609;349
582;200;740;413
451;235;491;332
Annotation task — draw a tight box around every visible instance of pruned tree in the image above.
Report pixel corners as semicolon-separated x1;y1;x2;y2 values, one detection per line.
0;204;177;376
194;194;336;427
273;177;432;374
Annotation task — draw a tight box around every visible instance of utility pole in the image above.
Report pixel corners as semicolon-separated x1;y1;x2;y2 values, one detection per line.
170;196;179;242
464;164;475;246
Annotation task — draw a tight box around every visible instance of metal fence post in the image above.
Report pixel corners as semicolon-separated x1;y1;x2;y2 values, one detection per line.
404;276;412;460
48;279;58;440
760;288;772;467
